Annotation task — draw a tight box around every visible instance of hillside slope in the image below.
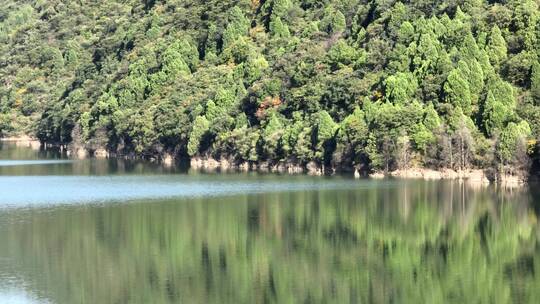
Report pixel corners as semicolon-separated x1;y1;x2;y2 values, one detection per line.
1;0;539;174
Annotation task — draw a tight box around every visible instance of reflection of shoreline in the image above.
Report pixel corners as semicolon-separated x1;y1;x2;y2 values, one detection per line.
0;136;40;150
0;139;528;188
1;184;536;304
0;160;74;167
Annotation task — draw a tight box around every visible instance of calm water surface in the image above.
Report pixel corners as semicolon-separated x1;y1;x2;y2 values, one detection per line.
0;141;539;303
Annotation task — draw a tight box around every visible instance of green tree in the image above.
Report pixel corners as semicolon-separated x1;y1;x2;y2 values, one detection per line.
262;113;285;160
223;7;250;48
160;42;192;82
320;6;346;34
187;116;210;157
486;75;515;108
496;121;531;166
327;40;363;69
487;25;507;68
444;69;472;116
338;107;368;162
482;91;507;137
315;111;338;164
531;62;540;101
384;72;418;105
412;123;434;154
269;17;290;38
424;103;441;130
458;59;484;108
268;0;291;20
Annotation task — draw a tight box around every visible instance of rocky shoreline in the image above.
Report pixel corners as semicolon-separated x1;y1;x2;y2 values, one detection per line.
190;157;306;174
2;137;528;187
189;157;527;187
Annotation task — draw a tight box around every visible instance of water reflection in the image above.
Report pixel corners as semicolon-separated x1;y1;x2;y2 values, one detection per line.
0;182;539;303
0;160;74;167
0;289;50;304
0;174;393;207
0;141;187;177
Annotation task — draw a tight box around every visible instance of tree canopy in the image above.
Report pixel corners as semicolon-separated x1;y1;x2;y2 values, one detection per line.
1;0;539;173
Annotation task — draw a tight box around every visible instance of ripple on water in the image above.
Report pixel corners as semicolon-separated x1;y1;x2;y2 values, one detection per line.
0;175;394;208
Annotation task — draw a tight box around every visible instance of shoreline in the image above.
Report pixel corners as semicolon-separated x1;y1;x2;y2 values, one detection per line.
0;135;39;142
1;138;528;187
0;135;41;149
189;157;527;188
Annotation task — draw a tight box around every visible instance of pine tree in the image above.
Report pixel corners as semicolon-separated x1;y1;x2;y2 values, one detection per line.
320;6;346;34
270;0;291;19
486;75;515;108
497;121;532;166
339;107;368;155
411;123;434;153
222;7;250;48
384;72;418;105
531;62;540;101
424;103;441;130
316;111;338;163
269;17;290;38
262;113;285;159
487;25;507;68
458;59;484;108
444;69;472;116
482;91;506;137
187;116;210;157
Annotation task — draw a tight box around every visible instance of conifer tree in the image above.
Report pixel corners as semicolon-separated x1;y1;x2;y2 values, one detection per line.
531;62;540;101
187;116;210;157
487;25;507;68
482;91;506;137
444;69;472;116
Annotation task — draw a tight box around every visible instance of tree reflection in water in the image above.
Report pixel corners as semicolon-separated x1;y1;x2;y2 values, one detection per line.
0;181;539;304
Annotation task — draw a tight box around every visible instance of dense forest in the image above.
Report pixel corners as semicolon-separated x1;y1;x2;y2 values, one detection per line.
1;0;540;175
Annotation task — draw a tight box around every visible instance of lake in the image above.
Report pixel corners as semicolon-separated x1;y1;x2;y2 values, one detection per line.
0;141;539;303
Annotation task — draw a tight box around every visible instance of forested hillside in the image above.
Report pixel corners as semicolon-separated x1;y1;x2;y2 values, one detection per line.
1;0;540;174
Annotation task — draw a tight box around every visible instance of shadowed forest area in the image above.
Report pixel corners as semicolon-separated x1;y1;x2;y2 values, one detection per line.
1;0;540;176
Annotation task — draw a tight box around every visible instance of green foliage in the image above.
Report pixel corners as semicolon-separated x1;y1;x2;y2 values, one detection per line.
187;116;210;157
444;68;472;116
0;0;537;172
315;110;338;163
487;25;507;68
269;17;290;38
327;40;364;69
0;113;13;136
269;0;292;19
223;7;250;49
384;72;418;105
320;6;346;34
282;112;313;162
487;75;516;108
459;59;484;107
483;91;506;137
424;103;441;130
531;62;540;101
262;113;285;160
412;123;434;153
496;121;531;164
339;107;367;152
